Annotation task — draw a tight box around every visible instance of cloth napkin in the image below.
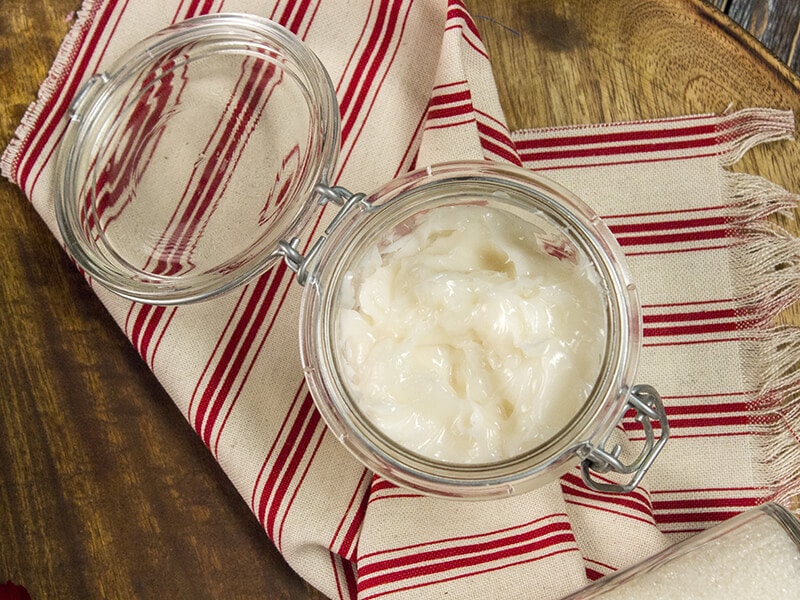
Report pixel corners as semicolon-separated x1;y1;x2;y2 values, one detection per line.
4;1;800;598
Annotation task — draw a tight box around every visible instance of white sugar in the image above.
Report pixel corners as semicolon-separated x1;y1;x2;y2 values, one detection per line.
567;510;800;599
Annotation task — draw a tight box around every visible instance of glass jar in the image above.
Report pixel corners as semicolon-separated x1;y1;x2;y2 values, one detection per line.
57;13;669;499
560;503;800;599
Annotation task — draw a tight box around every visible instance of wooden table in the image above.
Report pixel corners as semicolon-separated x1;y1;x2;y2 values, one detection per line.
2;1;799;598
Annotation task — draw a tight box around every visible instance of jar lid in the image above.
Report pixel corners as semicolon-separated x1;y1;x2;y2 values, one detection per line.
56;14;340;304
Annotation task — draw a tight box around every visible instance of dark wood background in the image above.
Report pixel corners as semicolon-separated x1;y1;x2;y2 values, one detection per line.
710;0;800;73
1;1;799;598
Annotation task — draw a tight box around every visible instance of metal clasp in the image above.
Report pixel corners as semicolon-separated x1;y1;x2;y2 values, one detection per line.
580;384;669;494
276;184;369;285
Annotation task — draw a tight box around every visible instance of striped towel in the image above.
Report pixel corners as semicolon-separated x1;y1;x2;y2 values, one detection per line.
3;1;799;598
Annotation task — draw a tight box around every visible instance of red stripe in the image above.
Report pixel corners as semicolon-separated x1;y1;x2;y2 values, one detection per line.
336;0;414;175
359;513;568;561
476;122;522;165
147;306;177;366
655;510;743;524
358;525;575;593
194;264;288;445
643;308;739;324
129;302;155;355
586;568;604;581
277;422;327;549
370;477;401;495
429;89;472;106
249;381;306;510
187;284;249;419
515;122;718;151
270;0;319;38
425;118;476;131
609;215;728;234
368;492;422;504
427;103;475;120
662;402;748;416
256;392;319;538
284;0;313;33
603;203;730;221
585;557;618;571
198;0;216;14
342;559;358;600
519;136;719;163
617;227;732;247
625;243;730;257
527;151;719;172
627;416;748;433
330;554;358;600
516;114;754;155
560;474;653;519
432;80;468;91
476;120;511;146
644;318;758;337
643;335;756;347
144;57;254;273
339;0;399;142
92;53;188;226
564;500;656;526
358;520;572;578
476;107;510;130
116;3;218;355
446;0;481;41
651;486;762;494
444;23;488;59
479;135;523;166
205;268;289;446
652;496;762;511
136;305;171;362
362;548;577;600
330;554;346;600
393;109;427;178
265;398;321;541
213;272;298;457
332;469;370;560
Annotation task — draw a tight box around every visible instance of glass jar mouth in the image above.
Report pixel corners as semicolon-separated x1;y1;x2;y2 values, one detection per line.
301;161;643;498
56;13;340;304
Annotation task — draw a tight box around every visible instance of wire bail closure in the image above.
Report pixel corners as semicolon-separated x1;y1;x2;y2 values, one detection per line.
277;184;369;285
580;385;670;494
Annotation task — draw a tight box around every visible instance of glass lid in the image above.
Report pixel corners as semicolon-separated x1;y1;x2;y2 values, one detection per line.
56;13;340;304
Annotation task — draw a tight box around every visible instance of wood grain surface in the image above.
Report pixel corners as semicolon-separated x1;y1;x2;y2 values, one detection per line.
1;1;799;598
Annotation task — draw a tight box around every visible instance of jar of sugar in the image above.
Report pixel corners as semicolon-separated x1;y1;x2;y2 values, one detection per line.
57;13;669;498
560;502;800;599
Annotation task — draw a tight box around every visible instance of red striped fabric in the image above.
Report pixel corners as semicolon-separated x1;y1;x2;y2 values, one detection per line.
3;1;799;599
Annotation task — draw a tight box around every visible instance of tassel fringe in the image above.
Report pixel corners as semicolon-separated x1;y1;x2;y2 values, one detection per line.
716;108;796;167
722;110;800;512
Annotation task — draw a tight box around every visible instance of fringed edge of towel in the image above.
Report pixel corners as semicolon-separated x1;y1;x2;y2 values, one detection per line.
716;108;797;167
746;326;800;511
721;109;800;513
0;0;98;184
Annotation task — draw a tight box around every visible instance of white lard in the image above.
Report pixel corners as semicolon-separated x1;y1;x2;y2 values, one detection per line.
336;204;607;463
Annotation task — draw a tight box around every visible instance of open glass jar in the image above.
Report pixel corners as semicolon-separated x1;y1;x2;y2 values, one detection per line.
57;13;668;499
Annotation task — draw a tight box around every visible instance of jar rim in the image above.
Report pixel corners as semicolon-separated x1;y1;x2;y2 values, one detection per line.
301;161;643;498
56;13;341;304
